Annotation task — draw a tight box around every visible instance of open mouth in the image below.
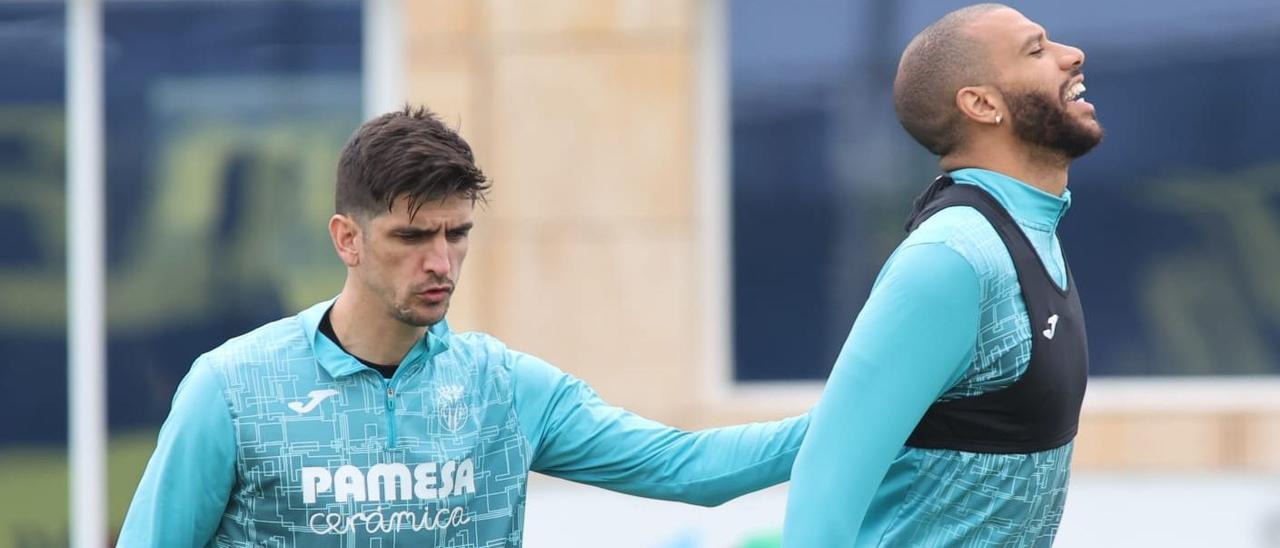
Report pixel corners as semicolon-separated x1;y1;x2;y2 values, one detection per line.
1063;81;1086;103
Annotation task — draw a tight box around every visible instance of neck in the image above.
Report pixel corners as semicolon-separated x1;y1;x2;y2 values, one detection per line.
330;279;427;366
941;141;1070;196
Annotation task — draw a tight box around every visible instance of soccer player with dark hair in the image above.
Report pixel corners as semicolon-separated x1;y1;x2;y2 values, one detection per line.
119;105;808;546
783;4;1101;546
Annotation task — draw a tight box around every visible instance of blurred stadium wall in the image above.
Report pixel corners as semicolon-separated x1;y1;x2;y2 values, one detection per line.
401;0;1280;470
401;3;1280;545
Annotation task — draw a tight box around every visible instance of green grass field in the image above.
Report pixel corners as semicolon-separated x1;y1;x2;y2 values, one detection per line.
0;431;156;548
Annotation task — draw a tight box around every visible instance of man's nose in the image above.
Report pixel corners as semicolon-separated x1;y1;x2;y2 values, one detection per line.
421;238;451;277
1060;43;1085;71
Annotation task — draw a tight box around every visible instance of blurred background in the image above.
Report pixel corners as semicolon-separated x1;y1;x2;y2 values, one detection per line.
1;0;1278;546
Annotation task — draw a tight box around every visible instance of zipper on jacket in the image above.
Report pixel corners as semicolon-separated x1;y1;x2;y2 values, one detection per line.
383;377;398;449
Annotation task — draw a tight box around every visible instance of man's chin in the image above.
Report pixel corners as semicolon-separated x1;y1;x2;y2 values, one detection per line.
1055;114;1104;159
395;303;449;328
1063;133;1103;159
1079;121;1105;147
416;309;448;328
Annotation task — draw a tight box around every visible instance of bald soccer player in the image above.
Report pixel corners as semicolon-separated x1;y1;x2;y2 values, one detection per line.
784;4;1102;546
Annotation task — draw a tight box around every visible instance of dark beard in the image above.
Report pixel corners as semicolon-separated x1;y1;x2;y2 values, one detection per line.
1003;86;1103;159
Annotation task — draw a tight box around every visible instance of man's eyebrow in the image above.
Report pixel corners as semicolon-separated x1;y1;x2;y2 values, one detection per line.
391;226;435;236
1021;31;1045;52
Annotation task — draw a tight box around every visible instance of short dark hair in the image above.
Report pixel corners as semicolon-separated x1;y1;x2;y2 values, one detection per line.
335;105;490;220
893;3;1006;156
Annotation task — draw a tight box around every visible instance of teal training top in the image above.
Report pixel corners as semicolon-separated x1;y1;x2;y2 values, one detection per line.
120;300;808;547
783;168;1073;547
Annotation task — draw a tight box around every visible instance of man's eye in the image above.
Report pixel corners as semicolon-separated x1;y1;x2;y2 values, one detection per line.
1031;48;1044;56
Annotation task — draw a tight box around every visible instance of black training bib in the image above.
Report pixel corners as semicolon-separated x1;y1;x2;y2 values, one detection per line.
903;176;1088;454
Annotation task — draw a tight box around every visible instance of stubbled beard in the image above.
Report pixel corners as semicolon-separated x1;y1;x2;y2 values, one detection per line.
392;303;440;327
1003;86;1103;159
391;289;450;327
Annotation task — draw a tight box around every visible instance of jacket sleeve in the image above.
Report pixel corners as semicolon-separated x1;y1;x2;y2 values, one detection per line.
782;242;980;546
512;352;808;507
118;357;236;547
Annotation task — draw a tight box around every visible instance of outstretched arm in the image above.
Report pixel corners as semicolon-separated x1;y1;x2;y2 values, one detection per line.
514;353;807;507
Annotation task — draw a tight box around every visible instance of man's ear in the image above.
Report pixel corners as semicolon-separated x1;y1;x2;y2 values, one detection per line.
955;85;1005;126
329;214;361;267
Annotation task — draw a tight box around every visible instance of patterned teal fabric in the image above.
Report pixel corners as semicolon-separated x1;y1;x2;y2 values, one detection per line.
785;169;1076;547
120;300;808;547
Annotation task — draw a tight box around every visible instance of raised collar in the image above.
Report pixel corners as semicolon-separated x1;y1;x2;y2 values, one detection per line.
949;168;1072;233
297;297;452;378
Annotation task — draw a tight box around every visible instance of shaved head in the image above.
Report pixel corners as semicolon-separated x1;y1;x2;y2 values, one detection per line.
893;3;1008;156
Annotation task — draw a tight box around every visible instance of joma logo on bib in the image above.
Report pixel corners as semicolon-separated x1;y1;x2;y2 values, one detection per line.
302;459;476;504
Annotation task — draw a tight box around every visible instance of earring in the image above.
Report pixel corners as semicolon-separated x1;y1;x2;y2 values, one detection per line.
995;113;1003;125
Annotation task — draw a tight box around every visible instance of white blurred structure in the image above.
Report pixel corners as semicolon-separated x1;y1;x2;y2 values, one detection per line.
66;0;106;546
363;0;404;119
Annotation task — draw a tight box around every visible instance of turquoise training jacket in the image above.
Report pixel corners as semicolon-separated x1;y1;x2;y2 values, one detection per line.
783;168;1074;547
119;299;808;547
